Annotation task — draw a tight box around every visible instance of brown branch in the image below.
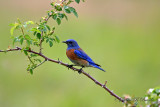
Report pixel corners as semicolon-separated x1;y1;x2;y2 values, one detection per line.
0;47;124;103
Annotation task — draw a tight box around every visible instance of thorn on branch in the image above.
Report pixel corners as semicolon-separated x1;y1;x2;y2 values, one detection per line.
58;58;62;64
102;80;107;88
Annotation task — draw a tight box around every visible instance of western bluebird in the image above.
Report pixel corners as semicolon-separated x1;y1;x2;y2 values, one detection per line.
63;39;105;73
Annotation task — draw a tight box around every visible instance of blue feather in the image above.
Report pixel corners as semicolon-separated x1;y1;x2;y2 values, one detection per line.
74;49;106;72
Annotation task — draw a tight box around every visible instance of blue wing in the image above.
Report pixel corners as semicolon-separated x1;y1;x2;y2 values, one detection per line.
74;49;94;64
74;49;106;72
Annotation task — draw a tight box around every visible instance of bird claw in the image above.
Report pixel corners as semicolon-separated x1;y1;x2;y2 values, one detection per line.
67;65;73;69
78;68;82;74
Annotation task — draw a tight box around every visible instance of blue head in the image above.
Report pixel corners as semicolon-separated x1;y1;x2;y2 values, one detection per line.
63;39;80;50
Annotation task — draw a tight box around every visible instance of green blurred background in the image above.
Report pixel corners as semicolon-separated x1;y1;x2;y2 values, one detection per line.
0;0;160;107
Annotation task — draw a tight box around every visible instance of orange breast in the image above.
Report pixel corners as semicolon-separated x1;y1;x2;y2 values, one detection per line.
66;49;89;66
66;49;79;60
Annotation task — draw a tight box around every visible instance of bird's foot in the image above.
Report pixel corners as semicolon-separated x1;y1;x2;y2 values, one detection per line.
78;68;83;74
67;65;73;69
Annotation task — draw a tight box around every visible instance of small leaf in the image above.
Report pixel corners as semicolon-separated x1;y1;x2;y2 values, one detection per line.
25;35;31;40
13;37;19;45
52;14;57;20
64;6;71;14
46;25;51;31
30;54;38;57
52;26;55;30
25;47;30;50
31;28;41;33
26;40;31;46
33;31;37;36
50;2;55;6
64;14;68;20
26;21;34;25
72;10;78;17
36;33;41;39
9;23;15;27
49;41;53;47
46;38;49;43
55;4;62;11
18;35;23;39
55;36;60;43
75;0;80;4
29;69;33;75
10;27;15;35
56;18;61;25
49;38;54;41
20;38;24;45
24;50;28;55
58;13;64;19
35;59;42;63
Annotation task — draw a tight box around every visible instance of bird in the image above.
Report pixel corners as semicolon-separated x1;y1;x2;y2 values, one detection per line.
63;39;105;73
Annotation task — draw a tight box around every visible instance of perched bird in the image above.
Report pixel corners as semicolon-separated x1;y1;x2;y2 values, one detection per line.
63;39;105;73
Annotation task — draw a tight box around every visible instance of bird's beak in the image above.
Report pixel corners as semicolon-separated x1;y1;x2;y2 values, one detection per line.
62;41;67;44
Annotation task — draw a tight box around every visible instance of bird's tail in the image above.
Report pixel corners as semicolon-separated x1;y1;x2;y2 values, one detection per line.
90;63;106;72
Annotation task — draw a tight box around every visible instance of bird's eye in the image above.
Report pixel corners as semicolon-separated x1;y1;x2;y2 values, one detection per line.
69;41;72;44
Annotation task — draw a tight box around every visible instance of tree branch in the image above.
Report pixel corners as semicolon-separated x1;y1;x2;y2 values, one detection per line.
0;47;124;103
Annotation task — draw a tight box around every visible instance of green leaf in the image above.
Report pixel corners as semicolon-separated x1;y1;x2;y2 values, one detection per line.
29;69;33;75
35;59;41;63
52;26;55;30
23;50;28;55
66;0;74;5
18;35;23;39
49;38;54;41
31;28;41;33
49;41;53;47
10;27;15;35
17;18;21;24
64;14;68;20
75;0;80;4
72;10;78;17
46;25;51;31
9;23;15;27
25;21;34;25
64;6;71;14
33;31;37;36
25;35;31;40
36;33;41;39
56;18;61;25
58;13;65;19
50;2;55;6
30;54;38;57
26;40;31;46
20;38;24;45
69;7;78;17
52;14;57;20
13;37;19;45
46;38;49;43
55;4;62;11
55;36;60;43
82;0;85;2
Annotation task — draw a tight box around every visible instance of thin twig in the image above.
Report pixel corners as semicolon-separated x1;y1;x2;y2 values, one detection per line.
21;28;25;35
0;47;124;103
39;31;43;54
33;59;46;70
27;55;34;64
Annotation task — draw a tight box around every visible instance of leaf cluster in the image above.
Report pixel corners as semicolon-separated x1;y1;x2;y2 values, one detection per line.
9;0;84;74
